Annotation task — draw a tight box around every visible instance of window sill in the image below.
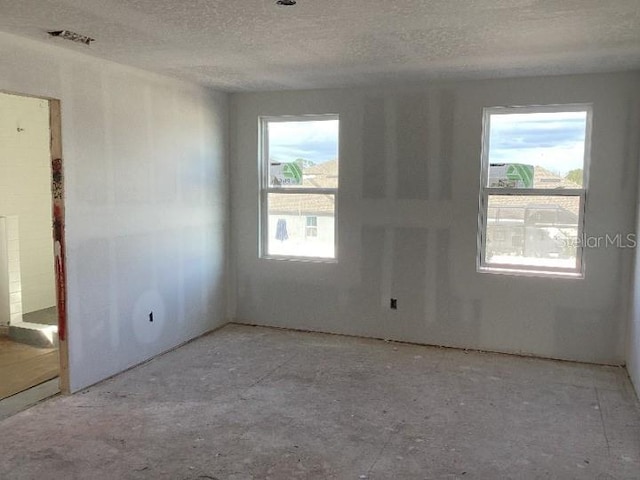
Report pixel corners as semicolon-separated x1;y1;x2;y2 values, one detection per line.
478;265;584;279
260;255;338;264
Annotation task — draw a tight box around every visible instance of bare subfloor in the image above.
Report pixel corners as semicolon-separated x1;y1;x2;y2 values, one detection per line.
0;324;638;480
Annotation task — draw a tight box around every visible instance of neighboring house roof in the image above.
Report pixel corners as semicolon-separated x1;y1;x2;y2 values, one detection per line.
269;193;335;216
489;166;581;223
271;163;580;220
532;166;581;189
302;159;339;189
270;159;338;216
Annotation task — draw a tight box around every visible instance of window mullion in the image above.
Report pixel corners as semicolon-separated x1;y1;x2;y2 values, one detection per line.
266;188;337;195
485;188;585;196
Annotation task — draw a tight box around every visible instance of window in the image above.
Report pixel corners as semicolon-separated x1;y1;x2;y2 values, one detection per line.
305;216;318;238
478;105;591;277
260;115;339;260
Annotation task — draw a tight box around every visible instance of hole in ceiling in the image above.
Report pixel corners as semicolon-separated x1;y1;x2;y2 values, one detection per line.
48;30;95;45
276;0;297;6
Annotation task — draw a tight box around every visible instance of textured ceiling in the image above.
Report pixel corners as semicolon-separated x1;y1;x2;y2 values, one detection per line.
0;0;639;91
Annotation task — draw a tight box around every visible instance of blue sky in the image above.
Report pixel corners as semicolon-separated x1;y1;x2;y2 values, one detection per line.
268;119;338;164
489;111;588;176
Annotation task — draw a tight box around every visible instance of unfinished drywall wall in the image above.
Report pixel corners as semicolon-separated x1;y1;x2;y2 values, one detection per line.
629;131;640;398
0;31;229;392
0;93;55;315
231;72;640;365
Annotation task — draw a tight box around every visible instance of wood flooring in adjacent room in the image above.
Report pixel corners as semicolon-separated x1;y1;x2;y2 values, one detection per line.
0;336;59;400
0;324;638;479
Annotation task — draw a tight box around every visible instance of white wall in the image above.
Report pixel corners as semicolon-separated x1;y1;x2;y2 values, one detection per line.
231;72;640;365
0;31;229;392
0;216;23;327
0;217;9;328
0;93;56;315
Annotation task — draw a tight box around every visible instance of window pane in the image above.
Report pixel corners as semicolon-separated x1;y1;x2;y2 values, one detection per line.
268;193;335;258
487;111;588;188
268;119;339;189
485;195;580;270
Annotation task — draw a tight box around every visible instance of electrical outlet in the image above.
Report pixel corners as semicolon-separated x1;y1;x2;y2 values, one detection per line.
390;298;398;310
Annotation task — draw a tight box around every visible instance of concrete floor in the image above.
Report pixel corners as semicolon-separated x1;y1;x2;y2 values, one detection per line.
0;324;638;480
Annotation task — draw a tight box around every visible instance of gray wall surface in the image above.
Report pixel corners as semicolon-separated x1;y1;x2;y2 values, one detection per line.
0;32;229;392
629;159;640;399
231;72;640;365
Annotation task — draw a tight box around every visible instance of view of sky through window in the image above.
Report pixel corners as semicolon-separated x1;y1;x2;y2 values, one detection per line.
489;111;587;177
268;119;339;165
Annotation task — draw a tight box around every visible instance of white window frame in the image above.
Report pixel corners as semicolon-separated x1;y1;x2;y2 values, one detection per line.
259;114;339;262
305;216;318;238
477;104;592;278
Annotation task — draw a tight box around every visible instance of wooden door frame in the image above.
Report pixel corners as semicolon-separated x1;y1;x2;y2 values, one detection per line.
49;98;70;394
0;90;70;394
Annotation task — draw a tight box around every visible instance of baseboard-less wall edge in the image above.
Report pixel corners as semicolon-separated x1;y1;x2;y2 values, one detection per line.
627;369;640;403
231;319;626;369
0;377;60;421
72;320;233;394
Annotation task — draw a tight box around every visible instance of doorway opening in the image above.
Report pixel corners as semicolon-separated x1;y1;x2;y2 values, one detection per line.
0;91;68;417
